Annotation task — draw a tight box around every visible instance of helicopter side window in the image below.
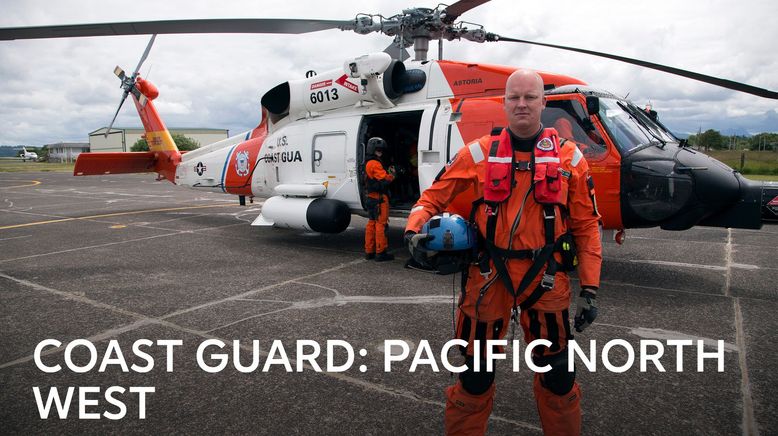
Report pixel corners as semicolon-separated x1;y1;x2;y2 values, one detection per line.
543;100;607;161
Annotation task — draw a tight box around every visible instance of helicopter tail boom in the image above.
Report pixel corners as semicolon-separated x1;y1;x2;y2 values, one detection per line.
75;76;181;182
131;77;181;182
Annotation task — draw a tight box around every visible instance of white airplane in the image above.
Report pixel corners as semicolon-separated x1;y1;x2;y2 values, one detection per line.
20;147;38;162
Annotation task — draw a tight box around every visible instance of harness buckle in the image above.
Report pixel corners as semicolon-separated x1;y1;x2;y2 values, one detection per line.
543;209;555;220
541;273;555;289
531;248;543;260
514;160;532;171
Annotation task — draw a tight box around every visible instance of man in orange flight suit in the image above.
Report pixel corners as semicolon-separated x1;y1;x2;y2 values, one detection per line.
405;70;602;435
364;137;396;262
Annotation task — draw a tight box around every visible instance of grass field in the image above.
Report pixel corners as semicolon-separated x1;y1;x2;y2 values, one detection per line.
743;174;778;182
706;150;778;175
0;158;75;173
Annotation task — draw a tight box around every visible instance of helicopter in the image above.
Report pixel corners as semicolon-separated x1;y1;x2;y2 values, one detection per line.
2;1;777;238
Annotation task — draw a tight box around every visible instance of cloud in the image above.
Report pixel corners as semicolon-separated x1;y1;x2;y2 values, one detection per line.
1;0;776;145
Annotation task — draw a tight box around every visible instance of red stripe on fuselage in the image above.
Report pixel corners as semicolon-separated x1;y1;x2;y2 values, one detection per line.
223;134;266;196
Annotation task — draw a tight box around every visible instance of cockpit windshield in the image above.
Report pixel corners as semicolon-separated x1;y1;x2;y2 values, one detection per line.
597;98;676;154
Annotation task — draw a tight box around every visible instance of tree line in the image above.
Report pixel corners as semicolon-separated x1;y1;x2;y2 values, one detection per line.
131;134;200;152
688;130;778;152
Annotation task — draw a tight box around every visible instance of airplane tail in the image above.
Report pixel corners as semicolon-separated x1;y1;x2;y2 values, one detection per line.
75;35;181;183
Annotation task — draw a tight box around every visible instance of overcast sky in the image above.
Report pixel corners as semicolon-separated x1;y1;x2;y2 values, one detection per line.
1;0;776;145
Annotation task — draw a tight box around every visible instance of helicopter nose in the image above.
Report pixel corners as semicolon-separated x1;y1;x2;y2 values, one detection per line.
675;147;762;229
621;145;763;230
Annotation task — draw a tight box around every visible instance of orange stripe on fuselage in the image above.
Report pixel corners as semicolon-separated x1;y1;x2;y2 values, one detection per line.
437;60;586;97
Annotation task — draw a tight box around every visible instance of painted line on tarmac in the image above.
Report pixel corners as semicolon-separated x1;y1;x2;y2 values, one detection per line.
0;268;544;432
725;229;734;297
595;322;738;352
0;234;32;242
0;232;183;264
203;294;453;334
617;258;759;271
0;220;247;264
0;180;41;189
734;299;758;436
0;203;239;230
728;227;758;436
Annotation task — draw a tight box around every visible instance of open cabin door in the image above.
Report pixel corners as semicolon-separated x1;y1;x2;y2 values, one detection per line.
356;110;423;212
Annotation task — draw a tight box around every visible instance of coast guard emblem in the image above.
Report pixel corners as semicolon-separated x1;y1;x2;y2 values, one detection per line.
536;137;554;151
235;151;250;177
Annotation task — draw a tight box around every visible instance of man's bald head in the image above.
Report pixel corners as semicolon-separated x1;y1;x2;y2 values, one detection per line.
506;69;544;94
504;69;547;137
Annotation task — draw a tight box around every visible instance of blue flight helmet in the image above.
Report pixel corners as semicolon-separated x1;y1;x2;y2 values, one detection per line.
422;213;476;251
419;213;476;274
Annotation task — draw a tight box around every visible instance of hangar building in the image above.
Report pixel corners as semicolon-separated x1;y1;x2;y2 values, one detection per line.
44;142;90;163
89;127;229;152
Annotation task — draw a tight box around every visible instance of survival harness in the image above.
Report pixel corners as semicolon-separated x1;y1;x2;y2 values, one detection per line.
365;159;391;195
364;158;391;220
469;127;578;318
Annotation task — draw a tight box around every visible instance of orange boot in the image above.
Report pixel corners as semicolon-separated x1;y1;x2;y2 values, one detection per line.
533;373;581;436
445;381;495;435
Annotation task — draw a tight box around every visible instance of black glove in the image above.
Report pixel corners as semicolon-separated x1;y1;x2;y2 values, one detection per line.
404;231;435;268
574;288;598;333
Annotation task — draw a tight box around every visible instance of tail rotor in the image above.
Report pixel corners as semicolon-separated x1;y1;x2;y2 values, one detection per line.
104;34;156;137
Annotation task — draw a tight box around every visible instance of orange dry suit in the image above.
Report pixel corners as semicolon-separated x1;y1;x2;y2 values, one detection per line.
364;158;394;255
406;127;602;436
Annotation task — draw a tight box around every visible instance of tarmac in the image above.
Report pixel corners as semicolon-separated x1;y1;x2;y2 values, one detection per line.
1;172;776;435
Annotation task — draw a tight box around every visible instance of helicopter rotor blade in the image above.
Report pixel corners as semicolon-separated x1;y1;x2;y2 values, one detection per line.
0;19;355;41
491;34;778;100
133;34;156;77
443;0;492;24
104;90;129;138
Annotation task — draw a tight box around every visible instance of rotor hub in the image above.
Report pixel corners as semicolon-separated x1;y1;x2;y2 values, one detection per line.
350;6;487;61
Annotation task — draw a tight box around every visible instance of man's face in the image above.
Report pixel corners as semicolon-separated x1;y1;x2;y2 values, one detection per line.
503;71;546;137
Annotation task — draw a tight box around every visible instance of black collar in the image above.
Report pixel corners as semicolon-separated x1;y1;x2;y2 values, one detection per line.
508;126;542;152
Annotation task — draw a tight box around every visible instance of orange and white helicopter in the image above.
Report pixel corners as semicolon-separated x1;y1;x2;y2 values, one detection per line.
2;1;777;235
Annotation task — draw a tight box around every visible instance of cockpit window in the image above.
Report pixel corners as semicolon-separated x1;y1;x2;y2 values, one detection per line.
596;98;655;153
543;100;607;161
595;98;677;154
620;101;676;144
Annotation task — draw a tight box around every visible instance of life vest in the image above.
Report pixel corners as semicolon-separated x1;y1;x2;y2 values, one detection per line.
473;127;576;314
364;158;391;195
484;127;564;205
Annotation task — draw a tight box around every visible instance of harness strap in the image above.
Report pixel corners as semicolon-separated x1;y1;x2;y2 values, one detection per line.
480;204;558;311
468;130;570;316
